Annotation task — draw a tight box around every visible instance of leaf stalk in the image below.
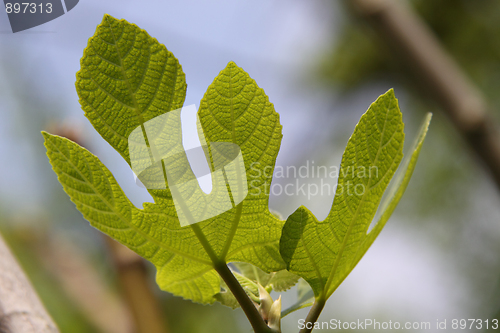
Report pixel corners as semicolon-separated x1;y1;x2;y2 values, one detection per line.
214;262;278;333
299;298;326;333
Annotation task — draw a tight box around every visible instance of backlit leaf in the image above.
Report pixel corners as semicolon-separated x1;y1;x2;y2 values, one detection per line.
280;90;431;301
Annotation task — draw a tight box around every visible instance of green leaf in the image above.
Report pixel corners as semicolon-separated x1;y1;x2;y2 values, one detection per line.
214;262;300;309
233;262;299;292
280;90;431;301
214;288;241;309
45;15;286;305
215;271;261;309
46;14;430;315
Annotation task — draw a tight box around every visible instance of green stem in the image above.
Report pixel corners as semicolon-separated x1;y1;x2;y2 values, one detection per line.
214;262;277;333
188;224;274;332
299;298;326;333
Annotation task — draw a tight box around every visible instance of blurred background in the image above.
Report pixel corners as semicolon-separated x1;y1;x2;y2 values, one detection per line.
1;0;500;332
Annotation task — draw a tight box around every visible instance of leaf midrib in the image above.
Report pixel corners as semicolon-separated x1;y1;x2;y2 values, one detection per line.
219;66;243;260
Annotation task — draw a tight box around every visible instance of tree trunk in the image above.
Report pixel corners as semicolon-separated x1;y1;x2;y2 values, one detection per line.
0;233;59;333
